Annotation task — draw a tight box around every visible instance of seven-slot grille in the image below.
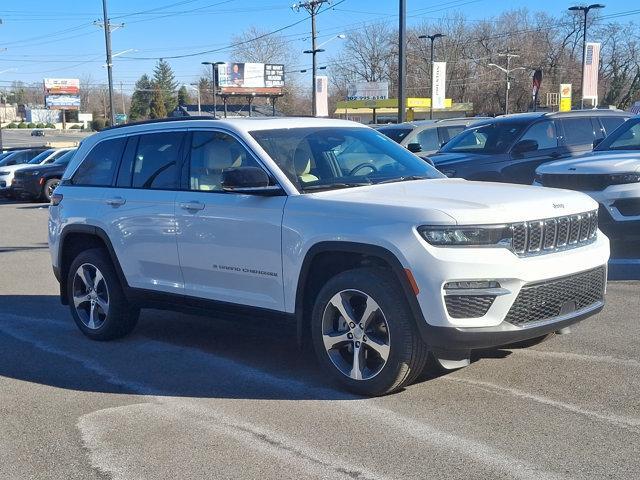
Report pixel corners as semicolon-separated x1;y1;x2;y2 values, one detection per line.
504;266;606;326
511;210;597;256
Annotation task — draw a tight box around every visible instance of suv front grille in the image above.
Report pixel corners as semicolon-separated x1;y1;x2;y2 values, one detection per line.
504;266;605;326
539;174;611;191
445;295;495;318
511;210;597;256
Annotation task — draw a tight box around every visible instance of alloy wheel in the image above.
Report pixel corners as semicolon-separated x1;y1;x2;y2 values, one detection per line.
321;289;390;381
72;263;110;330
46;180;60;200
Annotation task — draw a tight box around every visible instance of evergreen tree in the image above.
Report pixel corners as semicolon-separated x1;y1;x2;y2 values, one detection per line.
153;59;178;113
177;85;190;106
149;86;167;119
129;74;153;120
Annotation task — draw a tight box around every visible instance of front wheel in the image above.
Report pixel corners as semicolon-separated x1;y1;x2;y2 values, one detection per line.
311;268;428;396
42;178;60;202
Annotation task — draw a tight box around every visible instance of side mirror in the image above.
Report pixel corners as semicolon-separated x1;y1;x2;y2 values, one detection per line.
512;139;538;155
221;167;283;195
407;143;422;153
592;138;604;149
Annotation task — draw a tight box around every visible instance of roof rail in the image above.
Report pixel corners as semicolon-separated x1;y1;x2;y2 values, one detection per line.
104;115;218;131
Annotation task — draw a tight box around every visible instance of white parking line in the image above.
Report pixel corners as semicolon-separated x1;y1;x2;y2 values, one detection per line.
445;376;640;432
511;348;640;368
0;313;569;479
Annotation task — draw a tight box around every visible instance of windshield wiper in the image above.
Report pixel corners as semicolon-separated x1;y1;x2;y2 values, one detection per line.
303;181;372;192
375;175;431;185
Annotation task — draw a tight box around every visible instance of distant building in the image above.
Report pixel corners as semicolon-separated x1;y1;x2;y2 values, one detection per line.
170;103;282;118
0;104;18;123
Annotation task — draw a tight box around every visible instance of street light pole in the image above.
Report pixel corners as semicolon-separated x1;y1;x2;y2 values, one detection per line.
418;33;445;120
488;53;525;115
569;4;605;109
101;0;116;126
295;1;329;117
398;0;407;123
201;61;224;117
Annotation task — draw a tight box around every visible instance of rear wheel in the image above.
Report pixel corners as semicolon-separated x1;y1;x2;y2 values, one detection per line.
43;178;60;202
311;267;428;396
67;248;138;340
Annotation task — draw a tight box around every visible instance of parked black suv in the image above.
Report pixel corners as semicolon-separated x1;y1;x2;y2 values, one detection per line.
12;149;76;201
428;110;631;185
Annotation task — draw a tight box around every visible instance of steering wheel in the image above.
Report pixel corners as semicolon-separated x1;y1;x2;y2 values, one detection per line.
349;162;379;176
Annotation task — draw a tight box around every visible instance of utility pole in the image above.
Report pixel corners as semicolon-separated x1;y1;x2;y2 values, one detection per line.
294;0;329;117
398;0;407;123
418;33;445;120
201;61;224;117
120;81;125;116
488;52;524;115
569;4;605;109
95;1;123;126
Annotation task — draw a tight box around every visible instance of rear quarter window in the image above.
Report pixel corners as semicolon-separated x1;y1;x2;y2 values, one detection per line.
560;118;596;146
72;137;127;186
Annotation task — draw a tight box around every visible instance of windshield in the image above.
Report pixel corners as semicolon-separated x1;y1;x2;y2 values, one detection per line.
28;149;55;165
0;152;19;167
53;149;76;165
378;126;413;143
250;127;443;193
596;119;640;151
441;121;527;154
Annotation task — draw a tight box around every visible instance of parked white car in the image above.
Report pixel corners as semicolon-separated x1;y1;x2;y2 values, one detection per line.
49;117;609;395
535;116;640;243
0;148;73;198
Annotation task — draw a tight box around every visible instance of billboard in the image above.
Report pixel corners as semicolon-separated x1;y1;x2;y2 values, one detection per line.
346;82;389;101
45;95;81;110
44;78;80;95
216;63;284;94
432;62;446;110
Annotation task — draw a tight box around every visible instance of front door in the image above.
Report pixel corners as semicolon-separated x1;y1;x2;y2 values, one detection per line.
175;130;286;311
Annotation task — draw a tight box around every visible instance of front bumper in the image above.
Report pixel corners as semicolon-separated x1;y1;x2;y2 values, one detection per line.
11;175;41;197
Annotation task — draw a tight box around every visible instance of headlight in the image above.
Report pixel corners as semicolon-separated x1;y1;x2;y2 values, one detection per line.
608;173;640;185
0;171;10;176
418;225;512;247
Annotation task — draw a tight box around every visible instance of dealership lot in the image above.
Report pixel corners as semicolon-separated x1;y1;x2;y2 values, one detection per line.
1;129;93;148
1;198;639;479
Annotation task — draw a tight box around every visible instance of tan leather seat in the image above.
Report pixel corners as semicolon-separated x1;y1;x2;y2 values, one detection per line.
194;140;243;191
293;144;319;184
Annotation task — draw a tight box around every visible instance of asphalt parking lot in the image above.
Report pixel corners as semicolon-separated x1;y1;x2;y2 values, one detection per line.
0;198;639;480
1;129;93;148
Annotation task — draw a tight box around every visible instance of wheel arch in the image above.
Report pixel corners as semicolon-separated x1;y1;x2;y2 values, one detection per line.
58;225;128;305
294;241;425;346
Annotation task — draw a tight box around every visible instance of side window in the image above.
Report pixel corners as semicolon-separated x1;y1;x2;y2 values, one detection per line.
560;118;596;146
72;137;126;186
600;117;626;136
416;128;439;151
189;131;264;191
132;132;185;189
440;126;465;144
519;121;558;150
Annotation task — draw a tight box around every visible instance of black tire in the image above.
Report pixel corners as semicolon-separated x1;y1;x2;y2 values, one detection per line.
311;267;428;396
42;178;60;202
66;248;139;341
502;334;552;349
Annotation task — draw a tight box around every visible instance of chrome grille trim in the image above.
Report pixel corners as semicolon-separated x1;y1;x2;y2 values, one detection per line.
508;210;597;257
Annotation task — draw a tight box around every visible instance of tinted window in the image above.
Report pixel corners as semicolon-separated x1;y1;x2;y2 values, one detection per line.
443;122;527;154
251;127;443;192
28;149;55;165
378;127;412;143
72;137;126;186
439;126;465;144
600;117;626;136
600;121;640;151
53;149;76;165
132;132;185;189
519;121;557;150
416;128;439;151
560;118;595;146
189;131;263;192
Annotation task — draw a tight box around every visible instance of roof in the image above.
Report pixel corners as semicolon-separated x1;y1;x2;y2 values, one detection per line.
171;103;283;118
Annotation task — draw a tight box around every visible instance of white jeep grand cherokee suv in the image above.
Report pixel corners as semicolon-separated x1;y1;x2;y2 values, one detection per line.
49;117;609;395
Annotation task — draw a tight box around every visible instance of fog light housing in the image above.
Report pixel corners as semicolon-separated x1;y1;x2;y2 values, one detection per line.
444;280;501;290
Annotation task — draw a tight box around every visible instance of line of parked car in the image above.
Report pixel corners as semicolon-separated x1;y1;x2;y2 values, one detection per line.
0;146;77;202
379;109;639;247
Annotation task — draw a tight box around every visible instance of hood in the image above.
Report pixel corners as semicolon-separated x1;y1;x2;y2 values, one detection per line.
429;151;495;166
536;151;640;175
0;163;34;174
16;163;66;175
307;178;597;225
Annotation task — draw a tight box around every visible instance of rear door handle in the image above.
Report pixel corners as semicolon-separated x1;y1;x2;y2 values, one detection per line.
105;196;126;207
179;201;205;211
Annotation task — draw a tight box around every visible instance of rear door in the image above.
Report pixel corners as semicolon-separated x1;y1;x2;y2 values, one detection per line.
558;117;599;156
101;131;187;294
175;129;286;310
502;120;562;184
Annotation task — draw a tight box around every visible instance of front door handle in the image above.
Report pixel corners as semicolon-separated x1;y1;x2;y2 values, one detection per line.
179;201;205;211
105;196;126;207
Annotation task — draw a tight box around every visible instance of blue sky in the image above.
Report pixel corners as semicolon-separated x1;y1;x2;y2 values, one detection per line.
0;0;636;94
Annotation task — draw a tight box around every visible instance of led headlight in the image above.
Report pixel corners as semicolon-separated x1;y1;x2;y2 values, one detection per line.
608;172;640;185
418;225;512;247
0;171;10;176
